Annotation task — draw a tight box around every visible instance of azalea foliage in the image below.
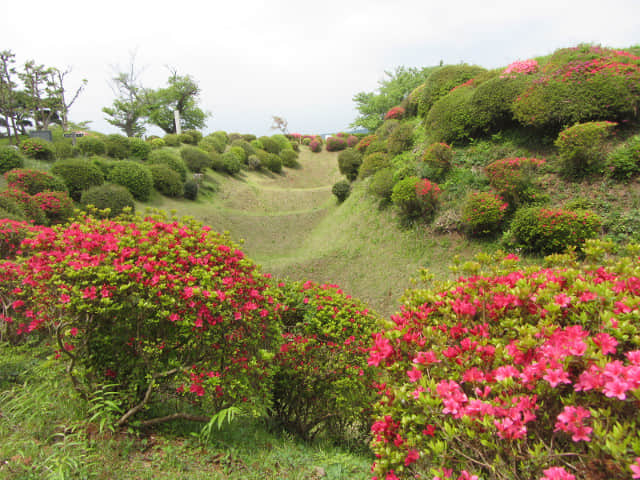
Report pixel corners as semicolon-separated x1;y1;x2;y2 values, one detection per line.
0;212;280;426
270;280;379;441
368;243;640;480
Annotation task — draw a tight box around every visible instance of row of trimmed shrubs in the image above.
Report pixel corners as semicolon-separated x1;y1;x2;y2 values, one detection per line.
400;44;640;144
329;118;640;254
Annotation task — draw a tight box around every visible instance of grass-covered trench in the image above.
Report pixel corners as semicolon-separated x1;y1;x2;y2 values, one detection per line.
144;147;485;317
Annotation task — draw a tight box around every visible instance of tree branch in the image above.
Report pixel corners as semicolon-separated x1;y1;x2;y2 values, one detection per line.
116;367;181;426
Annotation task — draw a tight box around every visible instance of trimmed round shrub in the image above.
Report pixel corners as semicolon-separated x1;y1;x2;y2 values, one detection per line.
337;148;362;181
417;64;486;116
104;134;131;159
485;157;546;206
0;195;26;220
509;206;601;254
387;122;415;156
90;156;117;178
374;119;399;140
555;121;617;179
384;105;405;120
219;151;242;175
51;158;105;201
210;131;229;146
4;168;68;195
184;130;202;144
149;138;165;150
270;280;379;441
0;188;47;224
325;136;348;152
80;183;135;217
76;136;106;156
355;134;378;153
470;75;529;134
6;213;280;428
366;140;388;154
421;142;453;181
53;140;76;160
346;135;359;148
405;82;426;116
606;134;640;181
461;190;508;236
424;85;475;143
107;161;153;201
247;154;261;171
163;133;180;147
198;136;225;154
368;167;395;201
391;176;420;217
331;179;351;203
0;219;38;260
414;177;441;218
359;152;390;179
128;137;151;161
32;190;75;225
270;134;291;153
0;146;24;174
391;176;441;220
309;140;322;153
148;149;188;182
20;137;55;161
180;146;212;173
259;136;280;154
512;45;640;130
262;153;283;173
368;247;640;480
280;149;299;168
229;146;247;164
230;139;255;158
183;179;198;200
178;132;195;145
149;164;184;197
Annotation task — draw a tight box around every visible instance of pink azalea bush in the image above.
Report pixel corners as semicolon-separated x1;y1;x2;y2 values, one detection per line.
326;136;348;152
32;190;75;225
513;46;640;129
4;168;67;195
461;191;508;236
385;106;406;121
501;59;539;77
368;244;640;480
485;157;546;205
0;211;280;427
509;206;602;255
356;134;378;153
309;139;322;153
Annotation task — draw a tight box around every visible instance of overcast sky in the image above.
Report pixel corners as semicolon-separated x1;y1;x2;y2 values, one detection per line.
3;0;640;137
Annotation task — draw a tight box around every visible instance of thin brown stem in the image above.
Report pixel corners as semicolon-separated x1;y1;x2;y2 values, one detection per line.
116;367;180;426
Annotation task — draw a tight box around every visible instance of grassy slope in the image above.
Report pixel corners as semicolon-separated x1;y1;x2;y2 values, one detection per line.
144;147;487;316
0;343;371;480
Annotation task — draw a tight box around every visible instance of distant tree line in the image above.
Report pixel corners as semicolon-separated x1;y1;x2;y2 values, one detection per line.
0;50;209;143
0;50;87;143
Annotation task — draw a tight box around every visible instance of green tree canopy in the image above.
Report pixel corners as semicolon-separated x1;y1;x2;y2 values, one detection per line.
145;71;209;134
350;66;436;132
102;58;147;137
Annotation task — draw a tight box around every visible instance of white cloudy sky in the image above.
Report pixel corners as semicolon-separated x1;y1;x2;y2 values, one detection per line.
3;0;640;137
